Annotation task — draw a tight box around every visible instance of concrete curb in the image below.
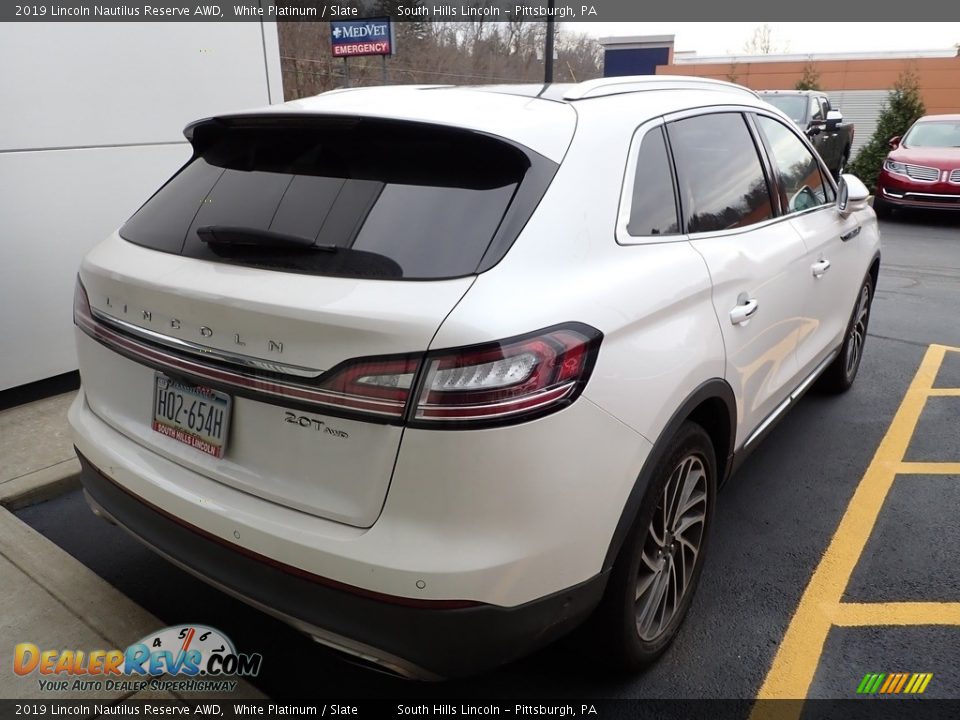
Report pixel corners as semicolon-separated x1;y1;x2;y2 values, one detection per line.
0;508;265;700
0;458;81;511
0;390;80;511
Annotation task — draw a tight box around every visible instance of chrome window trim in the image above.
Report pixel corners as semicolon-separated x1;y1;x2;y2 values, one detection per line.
750;112;837;218
615;104;843;246
615;117;688;246
646;105;838;242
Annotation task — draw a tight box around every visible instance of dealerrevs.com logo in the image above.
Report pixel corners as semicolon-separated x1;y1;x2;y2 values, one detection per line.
14;625;262;693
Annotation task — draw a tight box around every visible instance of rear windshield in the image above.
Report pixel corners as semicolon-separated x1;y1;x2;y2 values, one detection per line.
120;117;541;280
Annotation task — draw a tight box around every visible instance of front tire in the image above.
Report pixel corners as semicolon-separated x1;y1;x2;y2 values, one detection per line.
595;421;717;671
873;195;892;219
820;275;873;394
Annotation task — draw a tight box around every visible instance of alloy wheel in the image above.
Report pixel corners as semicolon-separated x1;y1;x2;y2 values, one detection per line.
845;285;870;378
635;454;709;642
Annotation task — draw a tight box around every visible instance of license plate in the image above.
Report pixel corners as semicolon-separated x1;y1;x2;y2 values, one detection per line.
152;373;232;458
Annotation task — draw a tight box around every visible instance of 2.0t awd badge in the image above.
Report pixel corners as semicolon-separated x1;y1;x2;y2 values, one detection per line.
284;411;349;438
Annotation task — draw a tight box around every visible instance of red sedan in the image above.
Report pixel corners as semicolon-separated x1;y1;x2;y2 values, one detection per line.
874;114;960;217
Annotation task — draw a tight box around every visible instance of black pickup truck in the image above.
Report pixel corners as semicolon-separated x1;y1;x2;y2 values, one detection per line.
758;90;855;179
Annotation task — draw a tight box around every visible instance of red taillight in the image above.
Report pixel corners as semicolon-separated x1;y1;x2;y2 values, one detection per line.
75;277;600;427
313;356;420;418
410;325;602;427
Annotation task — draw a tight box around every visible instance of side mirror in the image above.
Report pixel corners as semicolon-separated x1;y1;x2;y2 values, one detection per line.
888;135;901;149
807;122;824;137
825;109;842;130
837;174;870;217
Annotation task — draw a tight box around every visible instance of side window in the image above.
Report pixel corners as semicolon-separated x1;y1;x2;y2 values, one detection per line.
809;96;824;122
818;97;830;120
627;126;679;237
756;115;833;213
666;113;773;234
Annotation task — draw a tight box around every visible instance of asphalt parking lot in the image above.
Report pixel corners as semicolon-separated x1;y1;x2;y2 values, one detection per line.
17;210;960;701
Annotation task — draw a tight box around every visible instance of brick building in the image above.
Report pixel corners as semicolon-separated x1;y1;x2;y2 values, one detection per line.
601;35;960;155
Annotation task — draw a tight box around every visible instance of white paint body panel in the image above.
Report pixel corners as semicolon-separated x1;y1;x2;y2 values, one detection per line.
70;386;650;606
789;208;877;377
690;221;809;448
78;234;475;527
68;81;880;619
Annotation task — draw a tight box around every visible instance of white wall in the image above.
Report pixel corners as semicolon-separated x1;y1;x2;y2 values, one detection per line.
0;23;283;390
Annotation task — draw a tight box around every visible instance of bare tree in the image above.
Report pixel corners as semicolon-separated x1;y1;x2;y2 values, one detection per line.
278;19;603;99
742;24;789;55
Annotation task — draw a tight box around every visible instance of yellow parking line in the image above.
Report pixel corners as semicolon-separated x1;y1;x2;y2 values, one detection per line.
832;602;960;626
927;388;960;396
898;462;960;474
752;344;946;711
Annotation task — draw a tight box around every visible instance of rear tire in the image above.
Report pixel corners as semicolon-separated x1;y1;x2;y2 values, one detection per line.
594;421;717;671
819;275;873;394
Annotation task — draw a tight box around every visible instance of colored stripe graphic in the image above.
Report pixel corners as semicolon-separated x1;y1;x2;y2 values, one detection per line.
857;672;933;694
893;673;909;693
879;674;896;693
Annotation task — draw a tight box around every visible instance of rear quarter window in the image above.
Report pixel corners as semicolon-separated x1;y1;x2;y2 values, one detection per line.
120;118;552;280
626;126;680;238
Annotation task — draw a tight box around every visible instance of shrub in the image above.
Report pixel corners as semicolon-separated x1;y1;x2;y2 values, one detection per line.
848;68;926;191
795;61;821;91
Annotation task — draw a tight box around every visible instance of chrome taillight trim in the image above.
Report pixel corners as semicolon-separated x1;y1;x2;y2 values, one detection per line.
75;279;603;429
413;382;577;421
75;310;406;418
90;308;323;379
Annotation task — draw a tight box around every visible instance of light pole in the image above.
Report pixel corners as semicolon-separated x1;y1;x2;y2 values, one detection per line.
544;0;555;84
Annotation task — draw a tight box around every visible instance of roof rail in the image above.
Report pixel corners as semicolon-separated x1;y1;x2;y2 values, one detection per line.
562;75;759;101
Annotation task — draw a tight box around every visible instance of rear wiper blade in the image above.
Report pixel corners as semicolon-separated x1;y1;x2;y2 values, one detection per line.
197;226;337;252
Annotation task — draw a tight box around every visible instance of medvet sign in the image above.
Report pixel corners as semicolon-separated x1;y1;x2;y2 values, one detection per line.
330;17;393;57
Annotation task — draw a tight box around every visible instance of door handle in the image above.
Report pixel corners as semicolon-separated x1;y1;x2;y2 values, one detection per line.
729;295;759;325
812;259;831;278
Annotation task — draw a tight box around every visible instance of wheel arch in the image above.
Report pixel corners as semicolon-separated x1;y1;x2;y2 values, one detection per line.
601;378;737;572
868;252;881;290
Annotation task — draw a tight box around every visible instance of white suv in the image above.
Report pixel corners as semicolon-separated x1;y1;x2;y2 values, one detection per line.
70;76;880;679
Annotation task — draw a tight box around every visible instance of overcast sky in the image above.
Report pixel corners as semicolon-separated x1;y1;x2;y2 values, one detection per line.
578;22;960;56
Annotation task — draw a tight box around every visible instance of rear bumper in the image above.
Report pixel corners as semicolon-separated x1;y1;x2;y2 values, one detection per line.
77;450;607;679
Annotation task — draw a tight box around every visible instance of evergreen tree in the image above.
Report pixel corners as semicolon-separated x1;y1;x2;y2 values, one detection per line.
848;68;926;191
795;61;821;91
